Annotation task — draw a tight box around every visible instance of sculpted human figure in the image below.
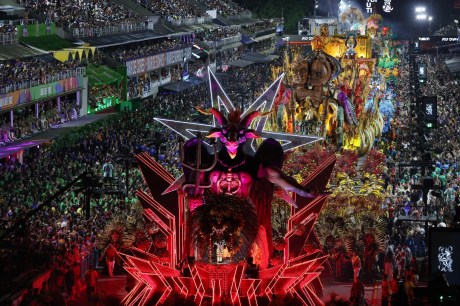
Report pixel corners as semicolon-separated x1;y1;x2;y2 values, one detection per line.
181;108;315;267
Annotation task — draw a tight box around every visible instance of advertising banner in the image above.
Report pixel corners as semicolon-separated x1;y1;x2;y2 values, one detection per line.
126;53;166;76
126;47;192;77
30;76;84;101
430;228;460;286
0;89;30;111
417;36;459;43
0;76;84;111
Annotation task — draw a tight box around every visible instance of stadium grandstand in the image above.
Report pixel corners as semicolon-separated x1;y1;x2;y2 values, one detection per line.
0;0;279;304
1;0;459;305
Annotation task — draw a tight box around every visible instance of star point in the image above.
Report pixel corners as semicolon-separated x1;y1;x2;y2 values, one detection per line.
154;68;322;152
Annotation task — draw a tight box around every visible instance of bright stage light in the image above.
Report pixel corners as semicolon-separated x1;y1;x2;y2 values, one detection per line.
415;7;426;12
416;14;427;20
428;16;433;21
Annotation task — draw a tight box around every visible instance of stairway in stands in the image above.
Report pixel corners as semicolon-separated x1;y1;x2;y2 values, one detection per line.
152;20;176;35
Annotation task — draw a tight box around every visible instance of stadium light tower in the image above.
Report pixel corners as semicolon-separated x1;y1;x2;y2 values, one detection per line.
416;14;427;20
415;6;427;21
414;5;432;35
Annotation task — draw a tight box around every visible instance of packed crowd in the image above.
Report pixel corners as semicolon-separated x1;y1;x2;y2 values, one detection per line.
387;52;460;226
195;27;241;43
222;62;276;107
0;73;229;302
106;38;191;63
366;50;460;299
128;70;163;99
0;57;84;95
88;84;120;111
22;0;146;30
432;20;460;37
135;0;207;20
3;24;460;304
0;96;80;145
200;0;250;17
0;24;16;34
242;19;280;34
0;110;147;298
0;57;275;237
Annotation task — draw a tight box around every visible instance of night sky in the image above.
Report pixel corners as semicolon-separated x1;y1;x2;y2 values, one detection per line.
236;0;460;38
370;0;457;37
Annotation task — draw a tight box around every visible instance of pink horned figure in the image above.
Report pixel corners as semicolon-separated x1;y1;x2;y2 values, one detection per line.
181;107;317;268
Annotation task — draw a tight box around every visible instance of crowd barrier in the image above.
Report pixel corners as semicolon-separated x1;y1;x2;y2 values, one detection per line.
226;12;252;20
204;34;242;48
128;76;172;99
149;16;160;24
71;22;147;38
80;249;99;279
0;32;18;45
1;18;36;26
169;16;212;26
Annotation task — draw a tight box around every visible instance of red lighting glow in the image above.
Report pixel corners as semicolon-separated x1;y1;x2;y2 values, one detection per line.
122;127;337;305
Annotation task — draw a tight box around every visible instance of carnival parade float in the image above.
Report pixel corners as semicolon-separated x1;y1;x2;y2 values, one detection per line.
270;9;399;156
102;5;401;305
109;68;337;305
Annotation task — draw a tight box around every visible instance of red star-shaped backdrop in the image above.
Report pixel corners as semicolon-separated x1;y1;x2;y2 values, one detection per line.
119;69;337;305
119;152;335;305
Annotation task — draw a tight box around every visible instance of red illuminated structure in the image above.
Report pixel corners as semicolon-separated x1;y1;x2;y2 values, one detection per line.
118;70;337;305
118;153;335;305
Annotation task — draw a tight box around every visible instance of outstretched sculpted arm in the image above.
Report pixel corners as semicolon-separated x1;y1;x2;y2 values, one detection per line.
261;165;314;198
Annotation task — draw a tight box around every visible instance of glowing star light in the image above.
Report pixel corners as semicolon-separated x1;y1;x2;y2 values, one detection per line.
155;67;322;152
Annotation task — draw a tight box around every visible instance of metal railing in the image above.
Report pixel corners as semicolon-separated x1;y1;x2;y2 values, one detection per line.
0;67;86;95
203;34;242;48
0;32;18;45
148;16;160;24
226;12;252;20
128;76;171;100
169;16;212;26
80;249;99;279
71;22;148;38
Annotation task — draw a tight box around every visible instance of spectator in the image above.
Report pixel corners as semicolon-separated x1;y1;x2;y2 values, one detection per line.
84;264;99;302
23;0;147;32
200;0;250;17
381;275;391;306
64;266;75;301
349;275;365;306
351;251;362;283
106;37;190;64
136;0;208;20
100;243;117;277
0;57;86;95
102;159;114;180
